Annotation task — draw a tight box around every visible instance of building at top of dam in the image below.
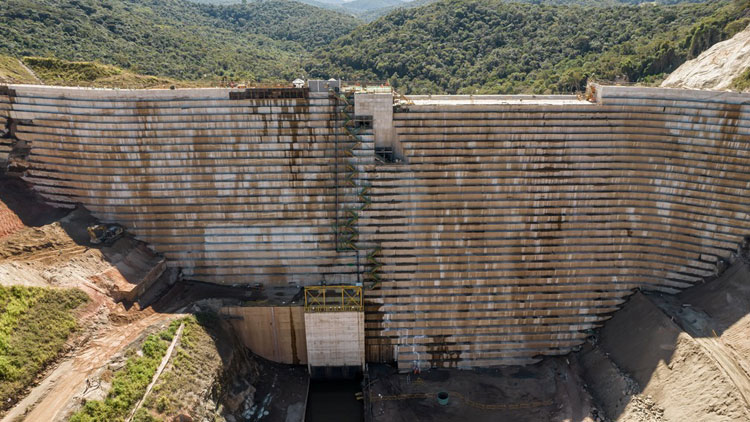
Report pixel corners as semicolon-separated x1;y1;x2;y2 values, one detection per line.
1;81;750;371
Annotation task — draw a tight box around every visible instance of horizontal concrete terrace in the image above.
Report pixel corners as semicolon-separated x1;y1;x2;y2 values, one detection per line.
2;83;750;370
406;94;586;106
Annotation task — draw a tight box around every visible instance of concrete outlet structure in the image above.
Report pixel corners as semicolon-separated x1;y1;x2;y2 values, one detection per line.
304;312;366;374
2;81;750;371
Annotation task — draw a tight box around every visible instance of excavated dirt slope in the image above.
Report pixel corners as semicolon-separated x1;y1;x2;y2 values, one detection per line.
0;177;180;421
0;176;311;422
578;259;750;422
0;177;167;301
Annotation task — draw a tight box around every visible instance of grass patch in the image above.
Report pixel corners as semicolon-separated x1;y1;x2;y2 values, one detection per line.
22;56;181;89
23;56;121;83
0;286;89;408
0;54;37;84
69;319;183;422
135;313;224;422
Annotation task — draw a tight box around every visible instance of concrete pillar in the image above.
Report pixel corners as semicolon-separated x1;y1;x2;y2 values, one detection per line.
353;93;403;158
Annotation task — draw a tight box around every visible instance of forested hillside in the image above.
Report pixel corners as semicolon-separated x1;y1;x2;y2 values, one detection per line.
193;0;361;46
0;0;359;81
308;0;750;93
0;0;747;92
189;0;709;23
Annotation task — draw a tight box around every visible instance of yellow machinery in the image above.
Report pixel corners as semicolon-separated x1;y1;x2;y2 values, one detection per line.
87;223;124;245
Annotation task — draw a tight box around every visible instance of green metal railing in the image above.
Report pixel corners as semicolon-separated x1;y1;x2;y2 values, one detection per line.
330;90;383;289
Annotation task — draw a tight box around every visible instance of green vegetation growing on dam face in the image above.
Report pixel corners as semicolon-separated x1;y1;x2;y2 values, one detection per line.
0;0;360;81
0;286;89;409
308;0;750;94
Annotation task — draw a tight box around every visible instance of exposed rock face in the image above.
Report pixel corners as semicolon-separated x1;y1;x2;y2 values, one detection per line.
661;25;750;91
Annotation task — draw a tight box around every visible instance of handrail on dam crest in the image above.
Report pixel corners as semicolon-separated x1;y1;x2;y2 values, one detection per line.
304;285;363;312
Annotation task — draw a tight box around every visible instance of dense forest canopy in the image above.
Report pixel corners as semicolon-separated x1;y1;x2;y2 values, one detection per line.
0;0;748;92
0;0;359;81
307;0;750;93
191;0;726;21
191;0;362;46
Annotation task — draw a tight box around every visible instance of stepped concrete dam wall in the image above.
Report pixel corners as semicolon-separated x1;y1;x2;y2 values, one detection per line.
1;82;750;370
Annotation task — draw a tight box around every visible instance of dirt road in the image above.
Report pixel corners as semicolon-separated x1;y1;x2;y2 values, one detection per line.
0;178;198;421
1;307;183;422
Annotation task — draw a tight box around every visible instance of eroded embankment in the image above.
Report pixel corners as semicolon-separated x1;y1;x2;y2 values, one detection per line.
0;176;312;422
0;177;178;421
578;259;750;422
661;24;750;91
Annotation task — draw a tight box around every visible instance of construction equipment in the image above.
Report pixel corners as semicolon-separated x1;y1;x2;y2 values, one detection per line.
87;223;124;245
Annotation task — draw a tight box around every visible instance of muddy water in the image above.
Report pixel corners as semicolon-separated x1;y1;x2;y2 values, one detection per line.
305;379;364;422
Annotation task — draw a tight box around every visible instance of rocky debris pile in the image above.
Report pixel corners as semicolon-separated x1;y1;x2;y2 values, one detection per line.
224;376;258;422
621;395;665;422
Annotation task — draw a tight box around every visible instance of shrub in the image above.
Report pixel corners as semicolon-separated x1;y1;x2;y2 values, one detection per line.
69;320;181;422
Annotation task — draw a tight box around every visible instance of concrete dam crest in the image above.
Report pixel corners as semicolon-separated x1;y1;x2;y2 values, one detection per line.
1;81;749;371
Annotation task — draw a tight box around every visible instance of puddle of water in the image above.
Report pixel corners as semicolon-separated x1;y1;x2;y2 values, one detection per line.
305;379;363;422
